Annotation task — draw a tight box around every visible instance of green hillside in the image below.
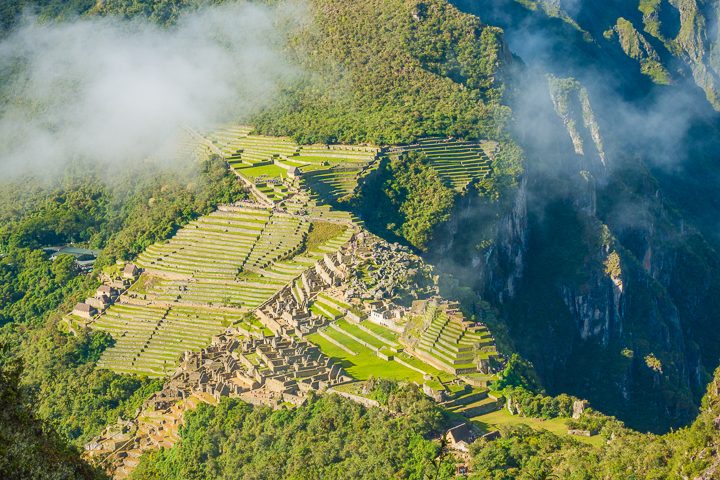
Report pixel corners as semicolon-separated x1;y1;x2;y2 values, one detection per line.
253;0;509;145
4;0;720;478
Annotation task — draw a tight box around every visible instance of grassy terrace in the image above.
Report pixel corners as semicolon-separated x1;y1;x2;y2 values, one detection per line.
205;125;254;156
301;168;363;204
307;310;450;383
359;320;400;344
283;191;359;224
307;327;425;382
441;386;499;417
209;128;495;199
203;125;379;206
296;147;377;205
412;303;497;375
393;137;494;191
472;409;605;447
151;278;278;309
135;208;272;278
335;318;390;349
94;304;239;377
93;203;355;377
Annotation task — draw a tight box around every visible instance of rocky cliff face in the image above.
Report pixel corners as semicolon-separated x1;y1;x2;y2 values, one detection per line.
445;0;720;433
485;177;528;302
584;0;720;108
608;16;671;84
427;177;528;305
514;74;720;430
663;0;720;108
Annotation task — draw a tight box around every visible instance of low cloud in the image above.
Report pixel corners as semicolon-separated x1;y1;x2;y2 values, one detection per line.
0;1;305;178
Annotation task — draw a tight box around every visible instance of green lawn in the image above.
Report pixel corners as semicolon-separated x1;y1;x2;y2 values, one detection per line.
307;331;425;383
313;300;343;319
471;409;605;447
235;164;287;179
335;319;386;349
359;320;400;343
396;352;452;381
308;320;452;384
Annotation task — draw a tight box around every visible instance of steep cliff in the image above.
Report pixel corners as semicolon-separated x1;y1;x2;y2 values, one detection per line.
444;0;720;433
643;0;720;108
428;176;527;303
606;16;672;84
515;77;720;430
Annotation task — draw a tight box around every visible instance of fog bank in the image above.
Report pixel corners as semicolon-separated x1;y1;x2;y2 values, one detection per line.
0;1;305;178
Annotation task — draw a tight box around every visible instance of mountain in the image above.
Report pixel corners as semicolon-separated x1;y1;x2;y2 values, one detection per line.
443;0;720;432
2;0;720;478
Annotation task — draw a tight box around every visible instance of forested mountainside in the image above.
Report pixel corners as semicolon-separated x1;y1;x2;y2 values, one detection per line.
1;0;720;479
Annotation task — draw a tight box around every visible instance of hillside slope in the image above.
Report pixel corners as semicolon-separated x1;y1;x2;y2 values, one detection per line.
3;0;720;477
469;366;720;479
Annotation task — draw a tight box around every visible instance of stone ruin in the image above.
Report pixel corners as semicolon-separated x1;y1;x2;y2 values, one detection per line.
256;250;350;337
158;334;347;408
86;328;348;479
347;233;437;302
85;242;356;479
254;174;283;186
85;219;504;479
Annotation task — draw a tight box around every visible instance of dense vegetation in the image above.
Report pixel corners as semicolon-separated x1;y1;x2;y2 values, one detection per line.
122;367;720;480
466;368;720;479
358;152;456;250
0;0;95;34
253;0;509;145
0;361;102;480
0;158;245;327
131;385;455;480
0;0;214;34
12;323;163;446
4;0;720;478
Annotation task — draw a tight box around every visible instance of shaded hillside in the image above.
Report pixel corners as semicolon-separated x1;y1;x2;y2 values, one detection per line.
469;366;720;479
0;362;103;480
443;0;720;432
2;2;720;475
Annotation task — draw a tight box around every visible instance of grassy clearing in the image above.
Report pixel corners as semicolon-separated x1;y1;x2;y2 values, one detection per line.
360;321;400;342
236;164;287;179
128;273;161;295
396;352;452;381
471;409;605;447
336;319;386;349
303;222;347;253
307;331;425;383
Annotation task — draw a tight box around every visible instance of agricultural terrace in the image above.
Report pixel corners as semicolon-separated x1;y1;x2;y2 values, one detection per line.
404;301;499;376
306;307;448;383
92;204;356;377
283;190;362;225
203;126;380;205
392;137;496;191
306;296;502;418
205;126;499;204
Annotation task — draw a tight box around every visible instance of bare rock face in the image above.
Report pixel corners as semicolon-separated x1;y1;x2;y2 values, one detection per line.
665;0;720;109
572;399;588;419
547;75;607;172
